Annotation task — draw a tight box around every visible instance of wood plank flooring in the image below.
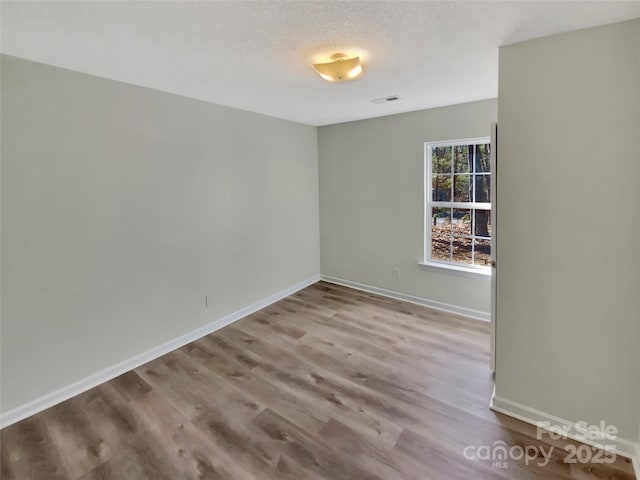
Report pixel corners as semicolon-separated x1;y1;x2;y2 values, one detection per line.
1;281;635;479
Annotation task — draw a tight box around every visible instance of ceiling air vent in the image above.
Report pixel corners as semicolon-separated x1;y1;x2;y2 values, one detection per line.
370;95;400;104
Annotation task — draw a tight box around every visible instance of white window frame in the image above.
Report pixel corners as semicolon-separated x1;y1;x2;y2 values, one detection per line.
421;137;491;277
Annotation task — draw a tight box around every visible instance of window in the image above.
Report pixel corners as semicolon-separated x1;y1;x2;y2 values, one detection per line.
424;138;491;274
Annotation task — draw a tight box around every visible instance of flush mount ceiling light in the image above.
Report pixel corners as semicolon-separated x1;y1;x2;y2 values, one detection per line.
313;53;363;82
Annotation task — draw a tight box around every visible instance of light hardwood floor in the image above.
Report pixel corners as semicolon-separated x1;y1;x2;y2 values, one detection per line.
1;281;635;479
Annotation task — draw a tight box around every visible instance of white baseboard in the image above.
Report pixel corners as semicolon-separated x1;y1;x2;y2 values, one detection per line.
490;390;639;464
320;275;490;322
0;274;321;429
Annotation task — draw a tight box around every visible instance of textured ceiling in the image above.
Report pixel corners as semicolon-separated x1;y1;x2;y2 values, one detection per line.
2;1;639;126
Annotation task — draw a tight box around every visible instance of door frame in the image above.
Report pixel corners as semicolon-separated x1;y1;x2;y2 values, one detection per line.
490;122;497;371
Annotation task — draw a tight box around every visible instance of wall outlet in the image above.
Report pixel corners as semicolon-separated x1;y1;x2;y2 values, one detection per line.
392;267;401;279
205;295;211;308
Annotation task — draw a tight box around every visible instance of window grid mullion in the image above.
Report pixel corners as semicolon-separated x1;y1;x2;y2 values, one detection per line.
449;207;453;262
432;201;490;210
471;146;476;265
450;147;454;201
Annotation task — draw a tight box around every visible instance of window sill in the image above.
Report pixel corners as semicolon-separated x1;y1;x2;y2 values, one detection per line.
418;261;491;280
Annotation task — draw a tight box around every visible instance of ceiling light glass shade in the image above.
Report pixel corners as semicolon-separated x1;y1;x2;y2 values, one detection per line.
313;53;363;82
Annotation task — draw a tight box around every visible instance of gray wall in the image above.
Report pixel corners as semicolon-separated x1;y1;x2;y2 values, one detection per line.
0;55;320;413
318;99;497;315
495;19;640;442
